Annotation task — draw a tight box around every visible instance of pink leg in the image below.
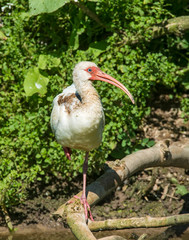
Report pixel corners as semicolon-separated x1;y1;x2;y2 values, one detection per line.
81;152;94;221
63;147;72;160
68;152;94;221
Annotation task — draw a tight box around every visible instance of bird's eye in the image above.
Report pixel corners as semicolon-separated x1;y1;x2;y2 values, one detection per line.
88;68;92;72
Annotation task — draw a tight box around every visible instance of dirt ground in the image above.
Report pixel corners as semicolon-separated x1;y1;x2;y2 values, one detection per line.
0;94;189;239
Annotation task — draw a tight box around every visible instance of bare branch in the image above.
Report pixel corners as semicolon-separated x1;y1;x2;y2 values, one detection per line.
67;208;96;240
99;236;127;240
88;214;189;231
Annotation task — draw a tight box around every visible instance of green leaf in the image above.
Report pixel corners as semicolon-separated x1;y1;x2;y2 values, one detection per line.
183;81;189;90
38;54;61;69
121;139;126;147
119;65;127;73
89;40;108;51
141;138;149;146
38;55;47;69
147;140;155;147
178;39;189;50
24;67;49;96
69;16;85;50
176;185;189;196
0;30;7;40
88;40;108;58
170;177;179;184
143;0;153;4
29;0;70;16
51;57;61;68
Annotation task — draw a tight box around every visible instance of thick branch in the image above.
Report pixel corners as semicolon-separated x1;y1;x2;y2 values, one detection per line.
155;16;189;37
88;214;189;231
67;210;96;240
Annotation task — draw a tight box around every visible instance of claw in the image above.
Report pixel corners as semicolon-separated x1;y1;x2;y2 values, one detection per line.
69;195;94;221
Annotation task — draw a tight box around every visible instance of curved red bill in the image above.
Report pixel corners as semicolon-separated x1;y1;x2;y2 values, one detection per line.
89;69;135;104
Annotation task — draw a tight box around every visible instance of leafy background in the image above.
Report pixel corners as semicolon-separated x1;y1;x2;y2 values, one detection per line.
0;0;189;210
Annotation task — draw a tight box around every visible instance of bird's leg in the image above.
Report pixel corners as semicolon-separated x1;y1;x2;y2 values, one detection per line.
63;147;72;160
67;152;94;221
80;152;94;221
69;152;94;221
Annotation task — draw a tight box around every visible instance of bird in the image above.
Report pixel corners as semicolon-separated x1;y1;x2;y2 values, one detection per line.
50;61;134;221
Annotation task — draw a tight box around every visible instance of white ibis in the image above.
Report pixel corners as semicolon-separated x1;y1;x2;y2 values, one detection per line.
50;61;134;221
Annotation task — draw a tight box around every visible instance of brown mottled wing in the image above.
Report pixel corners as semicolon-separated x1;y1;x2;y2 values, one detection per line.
50;84;81;134
57;93;81;114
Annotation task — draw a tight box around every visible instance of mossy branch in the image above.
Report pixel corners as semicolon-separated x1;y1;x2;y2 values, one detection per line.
155;16;189;36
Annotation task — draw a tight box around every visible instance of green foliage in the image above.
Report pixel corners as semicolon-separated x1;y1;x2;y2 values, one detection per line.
24;54;61;96
176;185;189;196
29;0;70;16
0;0;188;209
181;98;189;121
0;30;7;40
24;67;49;96
170;177;189;196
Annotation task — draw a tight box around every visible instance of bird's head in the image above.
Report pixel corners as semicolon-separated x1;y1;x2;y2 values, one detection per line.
73;61;135;104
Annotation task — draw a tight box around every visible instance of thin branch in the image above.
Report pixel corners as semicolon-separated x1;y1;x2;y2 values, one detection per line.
99;236;127;240
88;214;189;231
71;1;107;29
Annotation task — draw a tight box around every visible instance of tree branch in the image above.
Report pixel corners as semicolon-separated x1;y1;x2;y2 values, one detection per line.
88;214;189;231
155;16;189;36
99;236;127;240
67;207;96;240
71;1;107;29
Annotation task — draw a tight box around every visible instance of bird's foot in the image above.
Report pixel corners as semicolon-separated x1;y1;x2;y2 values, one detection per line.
68;195;94;221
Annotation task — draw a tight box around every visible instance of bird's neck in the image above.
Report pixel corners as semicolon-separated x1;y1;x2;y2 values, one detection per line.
75;81;101;107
